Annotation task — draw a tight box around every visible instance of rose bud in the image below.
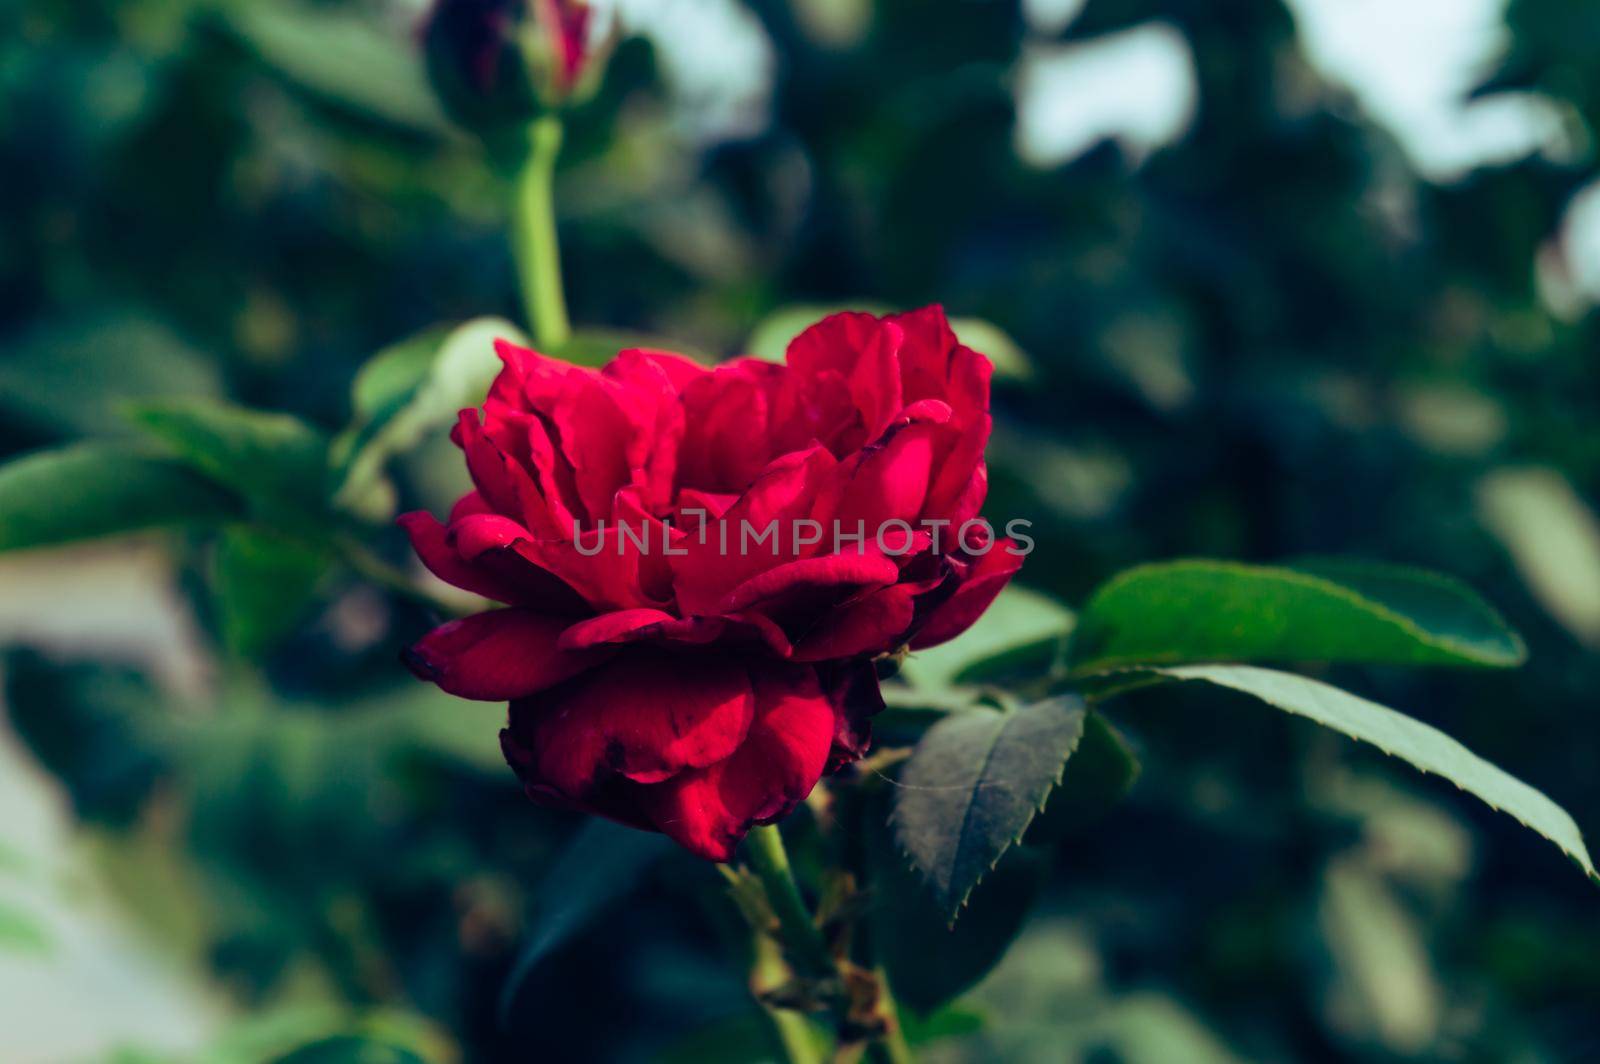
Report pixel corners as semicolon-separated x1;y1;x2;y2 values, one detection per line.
401;306;1021;860
421;0;611;134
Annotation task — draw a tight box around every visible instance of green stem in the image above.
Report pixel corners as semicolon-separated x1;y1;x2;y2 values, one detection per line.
741;824;834;980
871;968;916;1064
511;115;571;349
754;934;829;1064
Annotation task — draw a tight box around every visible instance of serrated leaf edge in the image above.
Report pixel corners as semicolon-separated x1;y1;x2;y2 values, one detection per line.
889;701;1088;925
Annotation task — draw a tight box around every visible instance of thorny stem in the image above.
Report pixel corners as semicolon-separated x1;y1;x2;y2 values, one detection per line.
741;824;835;979
737;825;917;1062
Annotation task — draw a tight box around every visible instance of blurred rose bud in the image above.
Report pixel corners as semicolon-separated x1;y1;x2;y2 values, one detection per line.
422;0;611;133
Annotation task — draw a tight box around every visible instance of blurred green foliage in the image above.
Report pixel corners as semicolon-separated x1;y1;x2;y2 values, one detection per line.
3;0;1600;1061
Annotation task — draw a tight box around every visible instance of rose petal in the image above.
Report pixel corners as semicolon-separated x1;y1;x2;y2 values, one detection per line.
790;584;917;661
559;609;724;649
641;664;834;861
910;541;1024;649
717;552;901;614
521;650;755;793
403;608;603;700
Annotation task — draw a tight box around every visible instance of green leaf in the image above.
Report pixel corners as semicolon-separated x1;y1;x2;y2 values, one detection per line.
334;317;526;514
892;695;1088;919
214;527;333;657
1024;711;1140;845
745;303;1032;380
128;398;330;518
0;444;239;552
498;820;675;1025
220;2;450;134
1069;559;1525;674
0;310;224;438
901;584;1074;690
1145;665;1597;884
869;814;1050;1014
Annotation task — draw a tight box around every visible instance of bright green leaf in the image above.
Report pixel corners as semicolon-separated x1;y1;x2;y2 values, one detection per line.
901;584;1074;690
1069;559;1525;674
892;695;1088;919
214;526;333;657
334;317;526;514
128;398;330;518
745;303;1032;380
0;444;239;552
1147;665;1597;883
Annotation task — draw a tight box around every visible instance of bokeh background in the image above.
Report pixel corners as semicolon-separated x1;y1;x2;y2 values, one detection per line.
3;0;1599;1060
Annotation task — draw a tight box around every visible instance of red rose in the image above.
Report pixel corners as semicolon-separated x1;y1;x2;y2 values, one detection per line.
401;306;1021;860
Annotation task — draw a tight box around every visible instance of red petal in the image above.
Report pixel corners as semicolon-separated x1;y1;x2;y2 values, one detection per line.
641;664;834;861
403;609;603;700
671;446;838;617
790;584;917;661
559;610;724;649
910;542;1024;649
523;650;755;793
717;552;901;613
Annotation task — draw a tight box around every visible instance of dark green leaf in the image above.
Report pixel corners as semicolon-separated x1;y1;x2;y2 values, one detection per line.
498;820;675;1024
127;398;330;518
892;695;1087;919
869;797;1049;1013
901;585;1074;690
0;444;238;552
1146;665;1597;883
214;526;333;657
1024;711;1140;845
0;310;223;437
1069;559;1525;673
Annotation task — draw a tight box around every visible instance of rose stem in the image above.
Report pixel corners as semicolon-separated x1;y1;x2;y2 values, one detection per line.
511;114;572;350
753;933;829;1064
740;823;835;979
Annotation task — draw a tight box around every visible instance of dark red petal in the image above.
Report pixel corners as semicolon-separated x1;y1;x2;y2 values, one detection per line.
403;608;602;700
831;422;937;531
525;650;755;793
910;541;1024;649
671;446;838;616
717;552;901;613
790;584;917;661
558;610;724;649
820;660;884;770
641;664;834;861
398;511;506;602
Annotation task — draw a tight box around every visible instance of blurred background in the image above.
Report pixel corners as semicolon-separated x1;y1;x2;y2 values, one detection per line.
2;0;1599;1060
